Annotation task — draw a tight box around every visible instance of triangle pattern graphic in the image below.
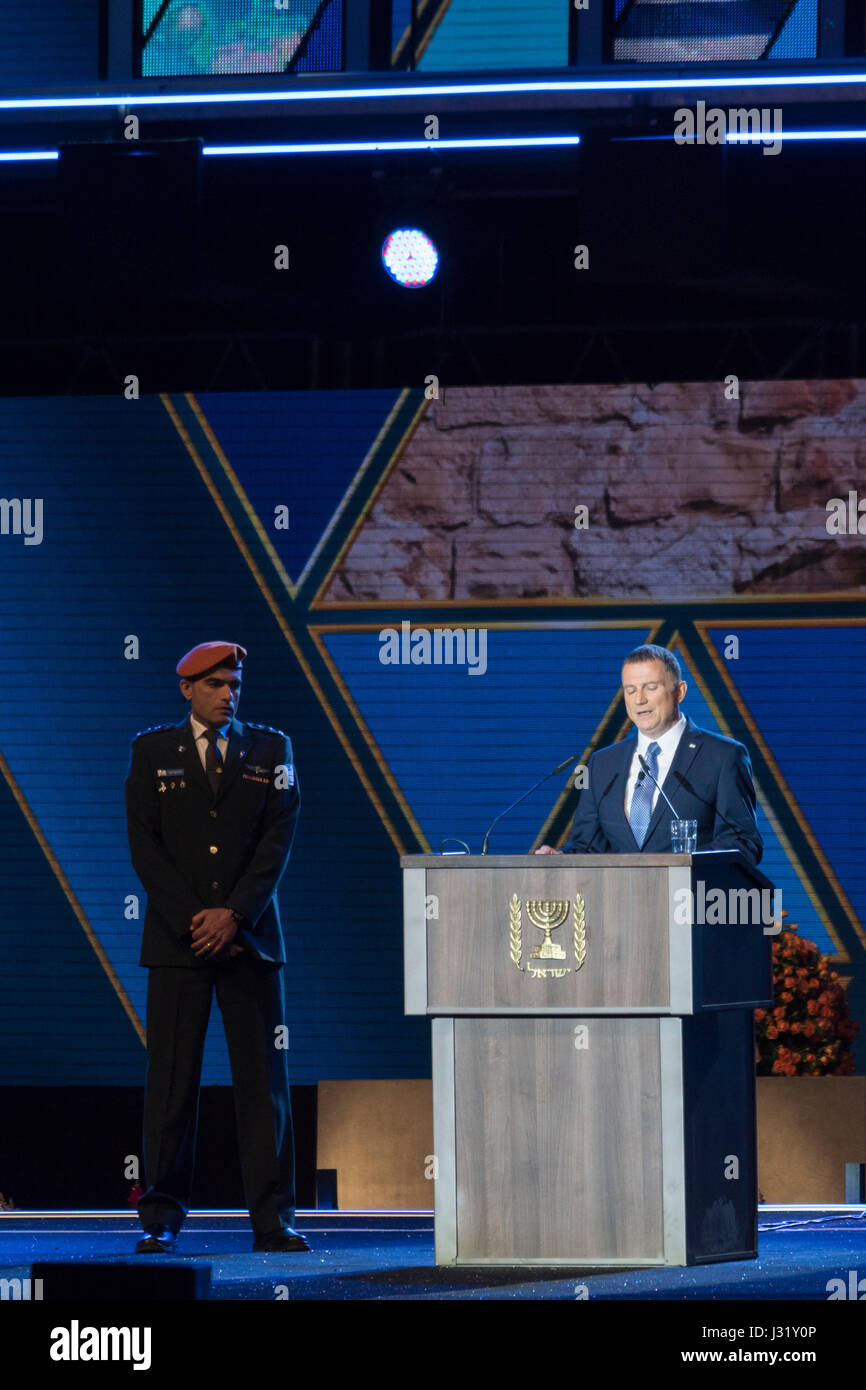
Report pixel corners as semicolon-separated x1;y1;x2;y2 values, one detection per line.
325;626;835;954
0;397;307;1084
678;649;836;957
0;761;142;1084
704;627;865;956
197;389;402;584
322;626;657;854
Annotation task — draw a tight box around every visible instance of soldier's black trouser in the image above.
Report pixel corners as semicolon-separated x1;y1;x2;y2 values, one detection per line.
137;950;295;1236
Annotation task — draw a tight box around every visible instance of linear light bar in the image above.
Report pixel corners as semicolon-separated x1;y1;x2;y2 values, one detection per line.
0;149;58;161
203;135;581;155
0;136;580;164
3;130;865;165
0;1206;431;1217
727;128;866;141
1;72;866;111
612;129;866;143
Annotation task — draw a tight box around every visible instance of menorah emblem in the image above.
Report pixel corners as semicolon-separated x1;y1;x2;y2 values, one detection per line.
509;893;586;977
526;899;569;960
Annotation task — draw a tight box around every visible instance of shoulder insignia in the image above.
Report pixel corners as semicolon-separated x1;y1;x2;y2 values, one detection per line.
246;722;287;737
133;723;174;741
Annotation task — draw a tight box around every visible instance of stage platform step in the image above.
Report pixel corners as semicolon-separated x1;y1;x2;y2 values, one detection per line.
1;1206;864;1300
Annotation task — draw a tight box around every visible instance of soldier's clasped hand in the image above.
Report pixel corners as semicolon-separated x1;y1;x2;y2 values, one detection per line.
190;907;239;959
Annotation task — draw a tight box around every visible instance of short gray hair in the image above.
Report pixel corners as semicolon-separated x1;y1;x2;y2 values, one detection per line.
622;643;682;685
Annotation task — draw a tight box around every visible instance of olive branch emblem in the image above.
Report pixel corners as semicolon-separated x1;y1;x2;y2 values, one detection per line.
509;893;587;973
509;893;524;970
573;893;586;970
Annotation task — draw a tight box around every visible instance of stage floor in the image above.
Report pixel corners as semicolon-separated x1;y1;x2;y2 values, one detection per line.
1;1206;865;1300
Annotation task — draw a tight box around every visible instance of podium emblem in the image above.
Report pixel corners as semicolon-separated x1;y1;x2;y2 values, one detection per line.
509;894;586;977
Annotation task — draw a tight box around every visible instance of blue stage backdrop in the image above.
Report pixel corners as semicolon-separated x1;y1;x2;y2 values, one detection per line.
0;381;863;1084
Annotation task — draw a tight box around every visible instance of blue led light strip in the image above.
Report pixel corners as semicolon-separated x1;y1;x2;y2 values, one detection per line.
1;73;866;111
0;150;58;160
727;128;866;140
0;136;582;163
7;130;866;164
204;136;581;154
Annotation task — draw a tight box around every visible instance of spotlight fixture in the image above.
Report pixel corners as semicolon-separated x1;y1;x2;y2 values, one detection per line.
381;228;439;288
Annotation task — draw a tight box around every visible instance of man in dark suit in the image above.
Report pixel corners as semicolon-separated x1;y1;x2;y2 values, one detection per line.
125;640;309;1254
537;643;762;864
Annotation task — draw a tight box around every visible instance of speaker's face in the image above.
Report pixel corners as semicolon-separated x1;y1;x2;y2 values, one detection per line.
621;660;685;740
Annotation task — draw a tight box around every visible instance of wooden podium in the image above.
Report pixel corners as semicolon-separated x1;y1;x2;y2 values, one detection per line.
402;851;775;1267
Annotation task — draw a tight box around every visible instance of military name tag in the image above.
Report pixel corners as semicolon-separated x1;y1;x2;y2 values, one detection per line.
157;767;185;777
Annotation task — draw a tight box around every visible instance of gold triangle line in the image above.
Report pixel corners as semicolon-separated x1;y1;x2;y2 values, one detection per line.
531;621;664;850
311;391;430;607
0;748;145;1045
308;627;431;852
298;388;413;596
185;392;297;600
309;619;661;856
312;592;866;609
392;0;453;67
159;393;408;856
187;388;418;607
682;629;860;958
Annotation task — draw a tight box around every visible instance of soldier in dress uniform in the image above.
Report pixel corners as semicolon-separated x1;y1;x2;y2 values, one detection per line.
125;641;309;1254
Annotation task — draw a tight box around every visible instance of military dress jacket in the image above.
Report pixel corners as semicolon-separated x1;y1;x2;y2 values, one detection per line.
125;715;300;967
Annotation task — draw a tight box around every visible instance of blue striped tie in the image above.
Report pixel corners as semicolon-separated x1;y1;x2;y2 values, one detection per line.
629;741;661;848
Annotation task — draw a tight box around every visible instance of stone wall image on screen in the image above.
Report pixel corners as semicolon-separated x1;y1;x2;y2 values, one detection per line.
323;380;866;603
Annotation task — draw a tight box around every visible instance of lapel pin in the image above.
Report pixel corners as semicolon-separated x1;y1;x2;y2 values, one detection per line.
688;743;696;748
178;744;186;752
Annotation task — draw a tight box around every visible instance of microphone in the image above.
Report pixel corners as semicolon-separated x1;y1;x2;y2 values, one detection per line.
671;769;742;838
637;753;681;822
481;752;582;855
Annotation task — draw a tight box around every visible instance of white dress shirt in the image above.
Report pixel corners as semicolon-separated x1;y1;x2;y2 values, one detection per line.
624;711;687;820
189;714;230;772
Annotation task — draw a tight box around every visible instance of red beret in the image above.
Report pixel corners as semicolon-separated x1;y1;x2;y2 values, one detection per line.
176;642;247;680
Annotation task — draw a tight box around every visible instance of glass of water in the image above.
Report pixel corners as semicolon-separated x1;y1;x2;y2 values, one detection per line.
670;819;697;853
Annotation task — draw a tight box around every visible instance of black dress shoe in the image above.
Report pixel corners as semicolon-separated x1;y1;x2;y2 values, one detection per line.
252;1227;310;1252
135;1227;178;1254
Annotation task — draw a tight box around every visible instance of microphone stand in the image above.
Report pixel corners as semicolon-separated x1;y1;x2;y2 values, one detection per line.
481;753;581;855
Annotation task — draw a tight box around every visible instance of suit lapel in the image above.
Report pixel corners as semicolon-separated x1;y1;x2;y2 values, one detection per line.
612;734;639;847
644;717;703;845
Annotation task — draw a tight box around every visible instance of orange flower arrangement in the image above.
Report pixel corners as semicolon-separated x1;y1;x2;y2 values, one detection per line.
755;914;859;1076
